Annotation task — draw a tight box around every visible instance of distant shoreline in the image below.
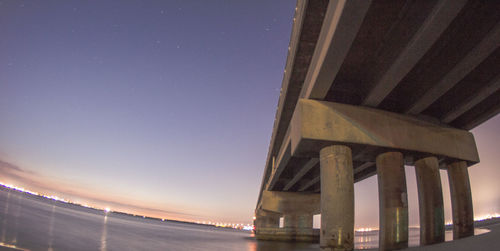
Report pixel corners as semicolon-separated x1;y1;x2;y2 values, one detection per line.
0;185;232;230
1;184;498;233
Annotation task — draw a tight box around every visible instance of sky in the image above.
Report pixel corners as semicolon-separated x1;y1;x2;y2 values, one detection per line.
0;0;499;227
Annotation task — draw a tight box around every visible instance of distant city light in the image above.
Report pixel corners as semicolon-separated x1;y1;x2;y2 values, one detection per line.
475;213;500;221
5;180;500;233
356;227;376;232
4;181;499;232
0;181;255;230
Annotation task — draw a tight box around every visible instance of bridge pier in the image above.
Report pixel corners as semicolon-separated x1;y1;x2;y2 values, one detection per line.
256;191;320;242
415;156;445;245
283;213;315;241
258;98;481;248
254;209;281;240
319;145;354;251
255;0;499;248
447;161;474;239
377;151;408;250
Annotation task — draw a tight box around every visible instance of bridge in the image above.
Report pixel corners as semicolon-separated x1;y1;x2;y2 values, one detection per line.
255;0;500;250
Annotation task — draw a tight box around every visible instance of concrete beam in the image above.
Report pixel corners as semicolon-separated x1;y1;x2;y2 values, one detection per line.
354;166;377;183
406;22;500;114
259;190;320;215
266;135;292;190
362;0;466;107
300;0;371;100
283;158;319;191
298;176;320;192
462;101;500;131
290;99;479;164
354;161;374;175
442;74;500;123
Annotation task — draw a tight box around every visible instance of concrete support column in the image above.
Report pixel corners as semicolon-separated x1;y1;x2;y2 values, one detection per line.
320;145;354;251
415;156;444;245
377;152;408;250
254;209;280;239
447;161;474;239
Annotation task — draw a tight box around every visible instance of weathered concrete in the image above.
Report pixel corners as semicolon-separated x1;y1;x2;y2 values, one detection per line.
283;213;316;242
377;152;408;250
290;99;479;165
256;191;319;242
255;212;318;242
320;145;354;251
448;161;474;240
254;209;280;233
254;209;281;241
258;190;320;215
415;156;445;245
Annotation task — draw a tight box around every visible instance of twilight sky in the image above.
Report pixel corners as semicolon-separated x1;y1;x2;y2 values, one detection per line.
1;0;499;227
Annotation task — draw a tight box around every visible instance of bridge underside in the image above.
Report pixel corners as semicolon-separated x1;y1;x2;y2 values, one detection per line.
264;99;478;194
256;0;499;250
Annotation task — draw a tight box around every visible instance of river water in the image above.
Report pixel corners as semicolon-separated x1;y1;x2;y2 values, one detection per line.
0;187;488;251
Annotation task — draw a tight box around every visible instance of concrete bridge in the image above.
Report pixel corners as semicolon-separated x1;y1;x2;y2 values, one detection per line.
255;0;500;250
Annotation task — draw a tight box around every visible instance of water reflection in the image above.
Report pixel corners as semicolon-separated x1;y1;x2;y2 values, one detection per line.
1;191;10;243
100;214;108;251
0;189;494;251
354;231;378;249
0;192;28;251
48;204;56;251
246;227;492;250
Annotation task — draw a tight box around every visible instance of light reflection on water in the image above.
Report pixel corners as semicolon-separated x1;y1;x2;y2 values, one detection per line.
0;188;491;251
48;205;56;251
101;214;108;251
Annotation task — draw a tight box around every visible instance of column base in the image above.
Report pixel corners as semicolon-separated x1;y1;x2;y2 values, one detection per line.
255;228;320;242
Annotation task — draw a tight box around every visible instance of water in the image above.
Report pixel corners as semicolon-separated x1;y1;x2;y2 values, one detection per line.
0;188;321;251
0;188;489;251
353;227;489;249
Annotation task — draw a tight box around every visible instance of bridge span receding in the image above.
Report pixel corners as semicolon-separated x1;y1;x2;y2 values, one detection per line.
255;0;500;250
